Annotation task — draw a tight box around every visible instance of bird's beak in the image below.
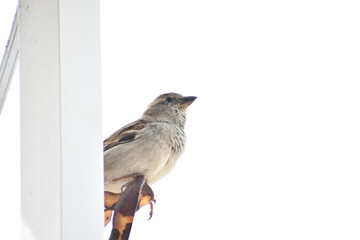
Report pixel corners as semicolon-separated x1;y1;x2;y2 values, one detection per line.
180;96;197;108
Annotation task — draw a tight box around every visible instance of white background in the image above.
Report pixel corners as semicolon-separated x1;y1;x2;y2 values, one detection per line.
1;0;360;239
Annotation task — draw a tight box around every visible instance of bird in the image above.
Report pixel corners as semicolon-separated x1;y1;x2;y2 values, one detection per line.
104;92;196;194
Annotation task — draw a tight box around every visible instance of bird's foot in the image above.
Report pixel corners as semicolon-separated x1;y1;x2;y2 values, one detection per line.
148;199;156;220
137;181;156;220
105;176;156;240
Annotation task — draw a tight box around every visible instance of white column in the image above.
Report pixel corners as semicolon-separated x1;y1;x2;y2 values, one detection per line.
19;0;103;239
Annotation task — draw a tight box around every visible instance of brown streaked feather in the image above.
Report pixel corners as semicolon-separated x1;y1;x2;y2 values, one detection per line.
103;120;146;152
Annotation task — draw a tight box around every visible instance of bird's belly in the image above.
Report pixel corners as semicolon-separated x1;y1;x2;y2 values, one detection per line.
104;140;172;193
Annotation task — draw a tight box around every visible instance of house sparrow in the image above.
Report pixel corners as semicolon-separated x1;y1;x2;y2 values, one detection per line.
104;92;196;194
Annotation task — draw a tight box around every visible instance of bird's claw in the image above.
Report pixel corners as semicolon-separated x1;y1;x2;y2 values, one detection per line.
148;199;156;220
120;181;132;192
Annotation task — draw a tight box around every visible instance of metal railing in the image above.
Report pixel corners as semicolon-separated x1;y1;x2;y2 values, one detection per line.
0;8;18;115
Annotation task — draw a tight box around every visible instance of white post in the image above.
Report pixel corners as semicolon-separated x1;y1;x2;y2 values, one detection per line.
19;0;103;239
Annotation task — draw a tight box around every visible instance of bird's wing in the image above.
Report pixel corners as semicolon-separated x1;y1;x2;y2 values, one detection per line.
103;119;146;152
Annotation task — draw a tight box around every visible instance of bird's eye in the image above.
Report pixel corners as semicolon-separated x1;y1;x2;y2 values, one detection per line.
165;97;173;103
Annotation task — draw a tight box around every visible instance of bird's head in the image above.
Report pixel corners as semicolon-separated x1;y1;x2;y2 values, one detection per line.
142;93;197;126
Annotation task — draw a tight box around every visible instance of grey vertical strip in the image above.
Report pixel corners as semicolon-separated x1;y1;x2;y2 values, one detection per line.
0;7;18;115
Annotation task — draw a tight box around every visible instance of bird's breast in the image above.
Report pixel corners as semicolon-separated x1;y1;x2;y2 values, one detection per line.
104;122;186;192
